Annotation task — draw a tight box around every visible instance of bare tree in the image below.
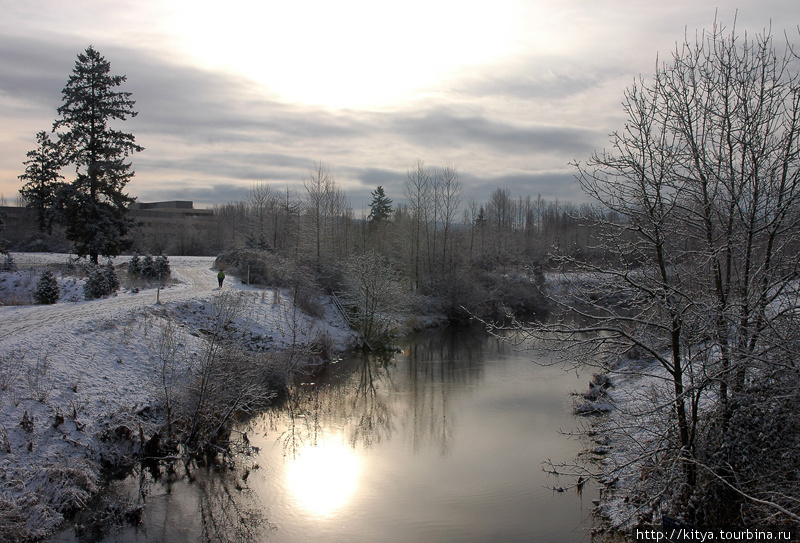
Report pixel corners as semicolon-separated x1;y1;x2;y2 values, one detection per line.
524;21;800;528
182;292;281;454
244;181;278;250
150;315;186;441
438;164;462;273
302;162;350;263
303;162;330;261
403;159;432;289
488;187;514;261
339;251;405;347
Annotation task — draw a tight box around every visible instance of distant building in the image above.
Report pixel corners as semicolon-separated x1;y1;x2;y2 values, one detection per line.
0;200;218;254
0;206;27;229
128;201;214;223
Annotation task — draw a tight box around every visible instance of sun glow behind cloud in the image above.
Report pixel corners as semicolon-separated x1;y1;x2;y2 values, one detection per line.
166;0;523;109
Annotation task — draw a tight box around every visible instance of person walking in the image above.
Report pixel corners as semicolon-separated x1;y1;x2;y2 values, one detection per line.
217;269;225;288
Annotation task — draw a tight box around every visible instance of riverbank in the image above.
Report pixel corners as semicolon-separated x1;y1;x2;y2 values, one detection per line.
0;254;360;541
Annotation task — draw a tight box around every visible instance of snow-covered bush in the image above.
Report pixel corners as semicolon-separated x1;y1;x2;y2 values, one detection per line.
34;269;60;304
84;263;120;300
695;373;800;527
177;292;285;452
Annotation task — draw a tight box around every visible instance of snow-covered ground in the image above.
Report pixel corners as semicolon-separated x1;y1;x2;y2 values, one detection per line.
0;253;359;540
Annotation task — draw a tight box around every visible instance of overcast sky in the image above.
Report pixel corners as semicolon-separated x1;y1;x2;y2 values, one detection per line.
1;1;797;210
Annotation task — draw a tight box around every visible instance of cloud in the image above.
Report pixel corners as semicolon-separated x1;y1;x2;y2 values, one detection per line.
388;110;596;157
9;3;795;211
0;34;77;107
0;32;603;210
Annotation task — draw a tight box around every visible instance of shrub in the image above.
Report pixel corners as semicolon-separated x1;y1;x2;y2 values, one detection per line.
140;255;155;278
34;269;60;304
215;249;307;289
153;254;171;277
84;263;120;300
127;253;141;275
128;253;170;280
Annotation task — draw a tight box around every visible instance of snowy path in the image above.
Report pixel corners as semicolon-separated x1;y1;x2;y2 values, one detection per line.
0;257;218;342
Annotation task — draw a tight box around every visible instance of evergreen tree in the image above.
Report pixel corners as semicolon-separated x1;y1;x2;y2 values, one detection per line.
475;205;487;227
18;131;64;232
53;46;143;264
140;254;155;278
84;262;120;300
367;186;393;223
127;252;142;275
34;269;60;304
154;254;171;277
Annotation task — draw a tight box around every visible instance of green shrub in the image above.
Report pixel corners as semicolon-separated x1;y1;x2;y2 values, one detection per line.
84;263;120;300
34;269;60;304
128;253;170;280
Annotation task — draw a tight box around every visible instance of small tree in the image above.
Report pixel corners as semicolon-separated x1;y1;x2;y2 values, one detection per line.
18;131;64;233
140;254;155;278
0;210;6;254
1;254;16;272
339;251;404;347
127;252;141;275
154;254;171;278
367;186;393;224
34;269;60;304
84;262;120;300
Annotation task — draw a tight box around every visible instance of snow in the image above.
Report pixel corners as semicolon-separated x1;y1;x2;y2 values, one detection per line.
0;253;359;539
587;358;715;532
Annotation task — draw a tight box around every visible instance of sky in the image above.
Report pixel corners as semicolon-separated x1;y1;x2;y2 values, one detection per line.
1;1;798;211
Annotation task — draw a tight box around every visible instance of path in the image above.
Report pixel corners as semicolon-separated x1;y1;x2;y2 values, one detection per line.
0;256;218;342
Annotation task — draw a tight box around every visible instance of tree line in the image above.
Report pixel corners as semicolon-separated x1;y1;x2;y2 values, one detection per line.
210;160;609;325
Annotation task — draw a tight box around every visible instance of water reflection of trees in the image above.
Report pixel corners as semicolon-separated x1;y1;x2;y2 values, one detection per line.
271;350;397;456
73;463;270;543
348;351;395;447
267;326;496;457
403;327;490;455
194;474;271;543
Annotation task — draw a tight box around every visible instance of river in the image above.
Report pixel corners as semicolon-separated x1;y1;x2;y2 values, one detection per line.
58;325;597;542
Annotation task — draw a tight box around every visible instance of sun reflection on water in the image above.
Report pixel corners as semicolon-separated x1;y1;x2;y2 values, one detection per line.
285;436;360;517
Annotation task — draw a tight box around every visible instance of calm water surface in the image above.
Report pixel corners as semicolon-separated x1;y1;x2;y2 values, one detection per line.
65;326;597;542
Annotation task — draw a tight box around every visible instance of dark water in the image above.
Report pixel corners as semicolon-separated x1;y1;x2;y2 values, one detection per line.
57;326;597;542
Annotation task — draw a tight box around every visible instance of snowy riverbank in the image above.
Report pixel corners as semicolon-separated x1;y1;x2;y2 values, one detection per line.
0;253;359;540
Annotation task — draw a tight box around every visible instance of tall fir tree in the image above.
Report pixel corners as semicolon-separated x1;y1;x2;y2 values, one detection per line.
53;45;143;263
18;131;64;233
367;186;393;223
